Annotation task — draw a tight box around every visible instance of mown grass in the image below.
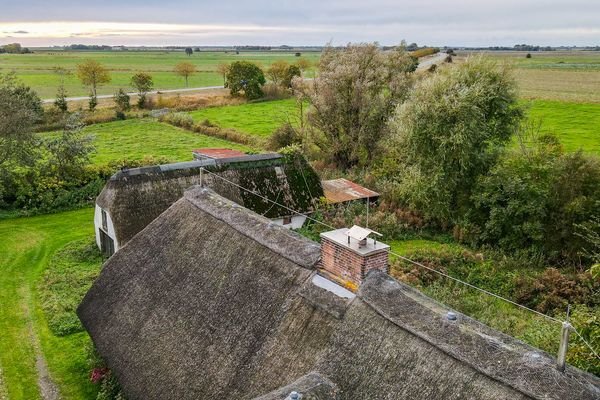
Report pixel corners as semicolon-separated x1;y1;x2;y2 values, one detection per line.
0;51;320;98
188;98;299;137
44;118;252;165
526;100;600;154
0;209;97;399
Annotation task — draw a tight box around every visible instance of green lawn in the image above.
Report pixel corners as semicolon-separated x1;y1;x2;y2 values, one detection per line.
188;98;299;137
526;100;600;154
0;209;97;400
0;50;320;98
46;118;252;165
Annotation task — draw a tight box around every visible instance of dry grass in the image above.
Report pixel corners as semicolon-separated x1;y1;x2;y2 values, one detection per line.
515;69;600;103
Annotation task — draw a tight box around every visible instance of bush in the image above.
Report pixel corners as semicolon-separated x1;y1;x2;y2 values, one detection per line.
158;112;194;129
464;136;600;262
225;61;266;99
113;89;130;112
526;53;532;58
267;123;301;150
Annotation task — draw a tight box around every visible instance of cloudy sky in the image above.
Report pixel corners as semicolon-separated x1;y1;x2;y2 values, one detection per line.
1;1;599;47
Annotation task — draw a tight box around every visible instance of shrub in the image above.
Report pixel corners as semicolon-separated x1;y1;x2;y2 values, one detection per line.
464;136;600;262
526;53;532;58
158;112;194;129
225;61;266;99
113;88;131;112
267;123;301;150
262;83;291;100
514;268;599;314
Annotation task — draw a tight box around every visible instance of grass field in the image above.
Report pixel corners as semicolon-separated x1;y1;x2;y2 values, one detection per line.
45;118;252;165
0;50;320;98
457;51;600;102
526;100;600;154
188;98;300;137
0;209;96;400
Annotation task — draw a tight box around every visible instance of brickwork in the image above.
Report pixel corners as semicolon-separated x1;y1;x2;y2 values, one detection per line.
320;237;389;288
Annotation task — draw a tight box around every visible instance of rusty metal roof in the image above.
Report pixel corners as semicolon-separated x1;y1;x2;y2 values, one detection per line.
321;178;379;204
192;148;246;159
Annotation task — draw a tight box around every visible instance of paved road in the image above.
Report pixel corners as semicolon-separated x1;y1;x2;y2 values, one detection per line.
416;52;449;71
42;85;225;104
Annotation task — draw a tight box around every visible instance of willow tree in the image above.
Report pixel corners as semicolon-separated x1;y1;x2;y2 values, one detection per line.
295;43;417;169
385;56;523;225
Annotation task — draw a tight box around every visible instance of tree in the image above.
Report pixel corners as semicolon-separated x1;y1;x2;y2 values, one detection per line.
2;43;22;54
0;73;43;167
282;64;301;88
294;43;417;169
113;89;131;112
76;59;111;97
216;63;230;86
53;67;71;112
185;47;193;56
54;86;68;112
266;60;290;85
225;61;266;99
45;113;94;181
174;62;197;88
384;56;523;224
295;58;311;76
130;72;154;108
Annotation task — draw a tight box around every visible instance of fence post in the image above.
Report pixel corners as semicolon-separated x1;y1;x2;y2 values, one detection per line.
557;321;572;372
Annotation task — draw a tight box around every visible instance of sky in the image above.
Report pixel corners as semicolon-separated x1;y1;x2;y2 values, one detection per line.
1;1;599;47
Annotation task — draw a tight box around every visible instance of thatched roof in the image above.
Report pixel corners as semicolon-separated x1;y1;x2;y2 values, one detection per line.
96;151;323;246
79;188;600;400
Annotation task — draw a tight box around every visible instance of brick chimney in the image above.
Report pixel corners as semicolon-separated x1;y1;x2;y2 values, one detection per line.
319;225;390;291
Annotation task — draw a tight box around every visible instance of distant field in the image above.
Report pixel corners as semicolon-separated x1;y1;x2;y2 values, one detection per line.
45;119;251;165
0;50;320;98
526;100;600;154
188;98;299;137
457;50;600;102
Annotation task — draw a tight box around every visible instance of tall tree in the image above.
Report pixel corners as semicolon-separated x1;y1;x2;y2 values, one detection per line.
225;61;266;99
0;73;43;167
295;43;417;169
130;72;154;108
174;62;197;88
385;56;523;224
76;59;111;97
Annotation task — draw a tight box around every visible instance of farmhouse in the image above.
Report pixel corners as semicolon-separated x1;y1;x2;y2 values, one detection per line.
78;187;600;400
94;149;322;256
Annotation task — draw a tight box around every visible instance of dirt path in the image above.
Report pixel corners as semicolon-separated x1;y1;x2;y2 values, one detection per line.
21;283;61;400
0;365;8;400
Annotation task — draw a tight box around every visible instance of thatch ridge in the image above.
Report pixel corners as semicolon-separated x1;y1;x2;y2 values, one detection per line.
356;270;600;400
184;187;320;269
253;372;337;400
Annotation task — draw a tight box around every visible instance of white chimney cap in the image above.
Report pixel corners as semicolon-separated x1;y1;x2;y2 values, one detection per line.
345;225;382;241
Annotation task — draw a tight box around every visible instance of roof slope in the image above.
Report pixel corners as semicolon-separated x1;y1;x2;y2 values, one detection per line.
79;188;600;400
96;151;323;246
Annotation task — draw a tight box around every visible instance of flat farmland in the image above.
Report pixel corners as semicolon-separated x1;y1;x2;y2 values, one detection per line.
0;50;320;98
456;51;600;102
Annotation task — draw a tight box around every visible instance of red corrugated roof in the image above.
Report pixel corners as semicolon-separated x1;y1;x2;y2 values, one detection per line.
321;178;380;204
192;148;246;159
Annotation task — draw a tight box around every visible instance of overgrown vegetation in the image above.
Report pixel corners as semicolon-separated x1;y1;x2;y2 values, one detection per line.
39;240;104;336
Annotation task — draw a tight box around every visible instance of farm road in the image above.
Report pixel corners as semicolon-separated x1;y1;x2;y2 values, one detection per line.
42;85;224;103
